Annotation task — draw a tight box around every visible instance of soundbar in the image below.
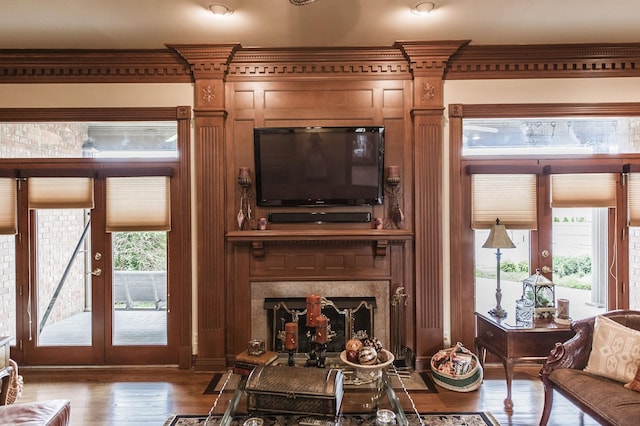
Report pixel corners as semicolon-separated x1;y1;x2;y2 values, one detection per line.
268;212;372;223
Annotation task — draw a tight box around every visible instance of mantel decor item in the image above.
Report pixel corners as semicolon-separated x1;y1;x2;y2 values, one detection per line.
482;218;516;318
522;269;557;320
237;166;252;230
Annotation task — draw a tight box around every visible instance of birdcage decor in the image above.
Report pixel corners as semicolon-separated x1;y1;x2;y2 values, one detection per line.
522;269;556;320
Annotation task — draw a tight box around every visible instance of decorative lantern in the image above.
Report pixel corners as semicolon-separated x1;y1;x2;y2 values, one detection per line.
522;269;556;320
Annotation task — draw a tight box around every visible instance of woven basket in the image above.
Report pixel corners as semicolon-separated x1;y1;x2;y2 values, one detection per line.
430;343;483;392
6;359;23;405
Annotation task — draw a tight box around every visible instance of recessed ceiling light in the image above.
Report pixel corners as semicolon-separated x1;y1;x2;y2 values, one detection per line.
209;3;233;16
411;2;436;15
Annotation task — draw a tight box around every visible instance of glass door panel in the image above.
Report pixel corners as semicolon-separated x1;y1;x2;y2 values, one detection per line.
628;228;640;310
551;208;607;320
112;231;167;346
36;209;92;346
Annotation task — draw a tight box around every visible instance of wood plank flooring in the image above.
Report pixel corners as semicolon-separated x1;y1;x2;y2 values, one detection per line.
14;364;597;426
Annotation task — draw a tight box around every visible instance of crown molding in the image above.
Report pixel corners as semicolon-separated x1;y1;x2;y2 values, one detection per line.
446;43;640;79
0;42;638;83
0;49;192;83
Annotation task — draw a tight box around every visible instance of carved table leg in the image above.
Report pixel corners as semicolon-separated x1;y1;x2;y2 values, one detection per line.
503;357;515;412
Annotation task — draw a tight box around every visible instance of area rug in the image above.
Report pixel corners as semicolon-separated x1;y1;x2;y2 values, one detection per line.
204;369;438;395
165;412;499;425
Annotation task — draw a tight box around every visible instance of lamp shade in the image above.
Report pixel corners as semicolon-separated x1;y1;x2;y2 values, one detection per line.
482;219;515;249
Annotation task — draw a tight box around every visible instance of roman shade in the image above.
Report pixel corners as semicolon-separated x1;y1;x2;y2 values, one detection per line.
0;178;17;235
28;177;94;209
471;174;537;230
106;176;170;232
550;173;617;208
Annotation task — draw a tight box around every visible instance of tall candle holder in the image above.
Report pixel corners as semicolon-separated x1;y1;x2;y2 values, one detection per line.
385;165;404;229
237;167;252;230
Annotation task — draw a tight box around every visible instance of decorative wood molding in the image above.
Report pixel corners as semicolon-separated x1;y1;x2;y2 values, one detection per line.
397;40;470;77
226;229;413;258
0;49;192;83
169;44;240;80
446;43;640;79
226;47;411;80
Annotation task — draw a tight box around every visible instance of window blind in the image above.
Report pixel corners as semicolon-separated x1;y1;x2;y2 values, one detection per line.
0;178;17;235
471;174;537;230
28;177;94;209
628;173;640;226
550;173;617;208
106;176;171;232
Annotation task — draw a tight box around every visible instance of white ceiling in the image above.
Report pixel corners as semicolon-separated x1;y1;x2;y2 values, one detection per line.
3;0;640;50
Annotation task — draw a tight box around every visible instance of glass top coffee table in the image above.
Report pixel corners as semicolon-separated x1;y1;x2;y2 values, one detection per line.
214;357;410;425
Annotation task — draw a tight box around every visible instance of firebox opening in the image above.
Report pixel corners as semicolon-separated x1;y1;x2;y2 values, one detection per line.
265;297;376;353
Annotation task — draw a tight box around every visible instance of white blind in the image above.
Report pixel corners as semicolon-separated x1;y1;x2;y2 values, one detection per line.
550;173;617;208
106;176;171;232
471;174;537;230
0;178;17;235
628;174;640;226
28;177;94;209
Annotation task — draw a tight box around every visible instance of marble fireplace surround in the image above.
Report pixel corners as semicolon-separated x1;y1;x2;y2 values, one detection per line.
250;280;390;351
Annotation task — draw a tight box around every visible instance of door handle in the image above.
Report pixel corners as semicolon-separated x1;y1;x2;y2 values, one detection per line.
541;265;552;274
90;268;102;276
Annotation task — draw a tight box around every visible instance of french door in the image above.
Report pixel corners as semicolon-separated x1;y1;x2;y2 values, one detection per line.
21;177;175;365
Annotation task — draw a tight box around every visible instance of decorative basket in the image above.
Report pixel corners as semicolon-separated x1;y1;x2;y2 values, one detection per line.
430;343;483;392
7;359;23;405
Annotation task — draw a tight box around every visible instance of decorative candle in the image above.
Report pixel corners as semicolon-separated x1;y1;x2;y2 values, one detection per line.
306;294;321;327
557;298;570;319
315;315;328;344
386;165;400;179
285;322;298;350
238;167;250;179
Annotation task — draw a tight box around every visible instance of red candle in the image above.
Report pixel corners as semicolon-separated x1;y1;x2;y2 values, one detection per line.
386;165;400;179
238;167;250;179
306;294;321;327
285;322;298;350
315;315;328;344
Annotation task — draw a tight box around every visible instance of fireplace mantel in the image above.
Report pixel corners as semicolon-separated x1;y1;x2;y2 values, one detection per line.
226;229;414;257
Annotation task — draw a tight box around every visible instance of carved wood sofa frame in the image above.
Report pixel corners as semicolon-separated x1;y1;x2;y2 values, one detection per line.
539;309;640;426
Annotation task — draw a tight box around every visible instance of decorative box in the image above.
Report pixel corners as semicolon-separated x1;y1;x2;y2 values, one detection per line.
245;365;344;418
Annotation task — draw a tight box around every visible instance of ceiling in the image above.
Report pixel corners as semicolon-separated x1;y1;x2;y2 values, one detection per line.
2;0;640;50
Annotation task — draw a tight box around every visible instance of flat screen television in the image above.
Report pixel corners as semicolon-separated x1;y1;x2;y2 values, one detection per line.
254;126;385;207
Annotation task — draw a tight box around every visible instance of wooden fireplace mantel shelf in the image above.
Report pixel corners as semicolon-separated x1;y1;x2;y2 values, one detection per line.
225;229;414;258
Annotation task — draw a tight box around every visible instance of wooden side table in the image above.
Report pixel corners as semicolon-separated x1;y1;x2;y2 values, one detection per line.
474;312;575;412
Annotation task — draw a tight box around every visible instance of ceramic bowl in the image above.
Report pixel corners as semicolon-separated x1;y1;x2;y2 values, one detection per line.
340;349;395;382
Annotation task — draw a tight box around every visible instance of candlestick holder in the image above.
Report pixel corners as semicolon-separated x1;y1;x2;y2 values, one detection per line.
237;167;252;230
384;165;404;229
287;349;295;366
317;342;327;368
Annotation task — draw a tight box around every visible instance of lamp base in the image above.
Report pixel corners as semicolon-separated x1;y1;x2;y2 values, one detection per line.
489;307;508;319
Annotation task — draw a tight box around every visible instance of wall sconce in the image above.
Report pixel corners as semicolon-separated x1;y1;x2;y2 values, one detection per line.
411;2;436;15
237;167;252;229
209;3;234;16
385;166;404;229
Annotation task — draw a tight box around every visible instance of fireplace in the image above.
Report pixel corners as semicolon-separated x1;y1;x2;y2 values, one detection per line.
250;281;390;353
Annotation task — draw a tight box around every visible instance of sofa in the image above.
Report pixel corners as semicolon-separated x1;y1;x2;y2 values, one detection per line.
540;310;640;426
0;364;71;426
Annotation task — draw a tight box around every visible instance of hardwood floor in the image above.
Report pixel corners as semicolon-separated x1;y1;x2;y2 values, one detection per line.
14;364;597;426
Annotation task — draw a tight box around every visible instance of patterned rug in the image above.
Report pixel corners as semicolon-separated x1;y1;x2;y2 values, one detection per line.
164;412;500;426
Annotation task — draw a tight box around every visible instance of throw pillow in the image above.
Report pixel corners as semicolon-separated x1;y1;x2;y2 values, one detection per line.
584;315;640;383
625;364;640;392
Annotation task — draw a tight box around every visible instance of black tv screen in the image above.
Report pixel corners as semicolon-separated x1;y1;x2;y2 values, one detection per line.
254;126;385;207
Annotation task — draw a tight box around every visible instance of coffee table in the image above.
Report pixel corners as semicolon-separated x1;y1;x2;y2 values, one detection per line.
218;360;410;425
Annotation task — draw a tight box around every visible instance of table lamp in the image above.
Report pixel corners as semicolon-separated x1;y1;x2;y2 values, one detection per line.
483;218;516;318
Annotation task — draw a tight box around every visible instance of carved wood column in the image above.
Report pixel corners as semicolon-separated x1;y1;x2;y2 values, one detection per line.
398;41;469;369
171;44;239;369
